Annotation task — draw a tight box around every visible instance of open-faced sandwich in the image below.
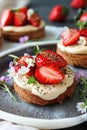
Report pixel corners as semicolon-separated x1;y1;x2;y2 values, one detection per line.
8;46;75;105
0;7;45;42
57;27;87;68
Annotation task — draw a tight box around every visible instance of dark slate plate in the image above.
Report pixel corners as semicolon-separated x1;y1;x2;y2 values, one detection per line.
0;42;87;129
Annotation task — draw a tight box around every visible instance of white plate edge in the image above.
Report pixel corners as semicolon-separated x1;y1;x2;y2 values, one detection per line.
0;110;87;129
0;40;58;57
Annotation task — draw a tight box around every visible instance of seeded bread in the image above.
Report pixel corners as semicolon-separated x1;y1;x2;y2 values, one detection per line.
14;82;75;105
2;27;45;42
57;48;87;68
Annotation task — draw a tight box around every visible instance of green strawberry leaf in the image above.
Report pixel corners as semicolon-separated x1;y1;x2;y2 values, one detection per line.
74;8;83;22
62;7;69;16
76;20;87;29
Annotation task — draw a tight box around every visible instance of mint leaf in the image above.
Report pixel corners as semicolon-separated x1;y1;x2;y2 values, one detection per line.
27;76;40;85
33;45;39;55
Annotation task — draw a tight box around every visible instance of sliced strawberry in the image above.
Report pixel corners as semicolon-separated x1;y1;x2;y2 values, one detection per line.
14;65;21;73
0;9;14;28
79;29;87;37
29;13;41;27
62;29;80;46
14;12;27;26
35;64;64;84
27;66;36;76
36;50;67;68
17;55;33;67
19;7;28;15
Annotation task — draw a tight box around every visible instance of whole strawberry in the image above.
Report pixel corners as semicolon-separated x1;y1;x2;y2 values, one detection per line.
49;5;68;22
70;0;86;9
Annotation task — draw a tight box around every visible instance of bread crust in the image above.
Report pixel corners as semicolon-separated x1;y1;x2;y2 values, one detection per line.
14;82;75;105
57;48;87;68
2;27;45;42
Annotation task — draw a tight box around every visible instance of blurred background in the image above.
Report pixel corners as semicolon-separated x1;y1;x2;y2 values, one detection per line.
0;0;82;28
28;0;80;28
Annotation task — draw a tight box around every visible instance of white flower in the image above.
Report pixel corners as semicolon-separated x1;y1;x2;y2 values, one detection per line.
78;36;87;46
7;67;15;78
27;8;34;20
61;26;69;39
18;66;29;75
27;58;35;68
24;53;35;67
76;102;87;114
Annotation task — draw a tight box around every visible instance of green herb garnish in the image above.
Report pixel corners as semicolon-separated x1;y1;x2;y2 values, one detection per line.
33;45;39;55
27;76;40;85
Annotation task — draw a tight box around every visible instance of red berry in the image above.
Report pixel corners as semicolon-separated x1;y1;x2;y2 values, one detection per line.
14;65;21;73
61;29;80;46
17;55;33;67
70;0;86;9
79;12;87;22
19;7;28;14
36;50;67;68
49;5;68;22
0;9;14;28
79;29;87;37
29;13;41;27
14;12;27;26
35;64;64;84
27;66;36;76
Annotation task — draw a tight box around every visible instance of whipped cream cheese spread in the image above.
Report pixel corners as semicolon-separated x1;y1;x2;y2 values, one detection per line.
2;20;45;32
13;67;74;100
57;39;87;55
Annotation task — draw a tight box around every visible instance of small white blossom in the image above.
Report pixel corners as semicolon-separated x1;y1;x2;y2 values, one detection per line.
24;53;30;56
76;102;87;114
24;53;35;67
27;8;34;20
7;67;15;78
78;36;87;46
26;58;35;68
18;66;29;75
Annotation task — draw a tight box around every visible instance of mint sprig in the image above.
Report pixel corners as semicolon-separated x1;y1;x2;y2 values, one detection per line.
27;76;40;85
33;45;39;55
